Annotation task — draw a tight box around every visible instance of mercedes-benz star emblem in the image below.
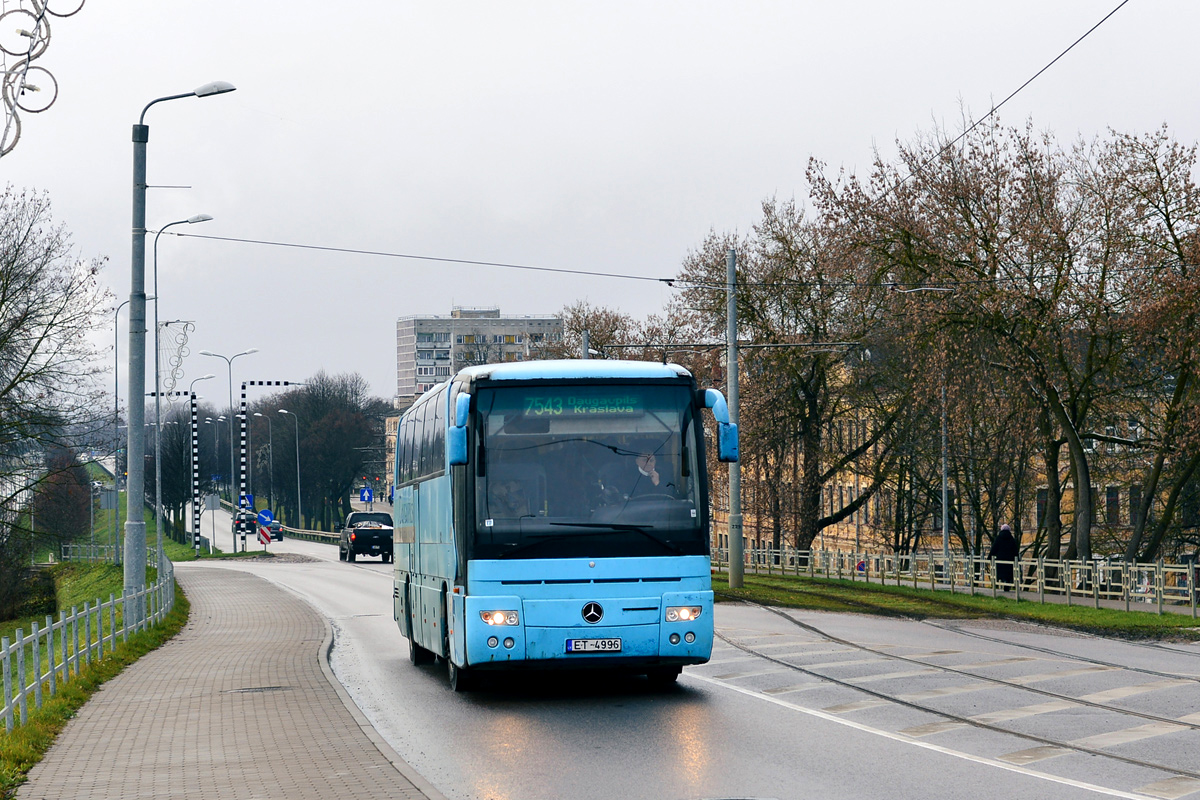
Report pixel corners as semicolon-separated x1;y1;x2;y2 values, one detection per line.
581;602;604;624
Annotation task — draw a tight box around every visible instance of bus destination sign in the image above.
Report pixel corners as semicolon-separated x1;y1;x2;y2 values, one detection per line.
523;393;643;417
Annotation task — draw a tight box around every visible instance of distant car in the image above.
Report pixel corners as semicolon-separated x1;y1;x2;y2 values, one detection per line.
267;520;284;541
339;511;394;563
231;510;257;536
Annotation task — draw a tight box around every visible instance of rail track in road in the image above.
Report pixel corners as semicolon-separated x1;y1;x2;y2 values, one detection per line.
709;598;1200;792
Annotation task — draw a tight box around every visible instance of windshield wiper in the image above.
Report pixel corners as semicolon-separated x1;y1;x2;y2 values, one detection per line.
499;529;615;558
549;522;685;555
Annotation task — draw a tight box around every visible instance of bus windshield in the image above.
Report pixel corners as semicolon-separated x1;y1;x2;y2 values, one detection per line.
473;383;705;559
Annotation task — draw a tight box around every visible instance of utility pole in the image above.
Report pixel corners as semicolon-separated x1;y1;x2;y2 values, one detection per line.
727;247;744;589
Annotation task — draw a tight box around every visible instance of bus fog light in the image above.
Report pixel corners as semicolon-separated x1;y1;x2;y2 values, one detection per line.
669;633;681;645
503;638;515;649
684;632;695;643
487;636;499;648
665;606;702;622
481;610;519;626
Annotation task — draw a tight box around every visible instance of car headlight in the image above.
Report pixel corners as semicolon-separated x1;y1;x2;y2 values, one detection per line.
665;606;702;622
480;610;519;626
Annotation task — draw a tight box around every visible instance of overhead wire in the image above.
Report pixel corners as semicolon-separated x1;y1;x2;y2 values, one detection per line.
157;1;1136;297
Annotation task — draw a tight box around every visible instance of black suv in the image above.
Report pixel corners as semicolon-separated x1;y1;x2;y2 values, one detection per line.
339;511;393;562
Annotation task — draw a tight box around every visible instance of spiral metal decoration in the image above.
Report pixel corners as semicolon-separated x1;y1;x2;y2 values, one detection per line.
159;321;195;401
0;0;85;157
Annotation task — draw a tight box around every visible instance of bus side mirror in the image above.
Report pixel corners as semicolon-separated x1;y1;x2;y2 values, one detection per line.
703;388;739;463
448;392;471;466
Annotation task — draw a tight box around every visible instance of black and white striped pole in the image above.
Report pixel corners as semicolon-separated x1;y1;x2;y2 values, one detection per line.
239;381;303;550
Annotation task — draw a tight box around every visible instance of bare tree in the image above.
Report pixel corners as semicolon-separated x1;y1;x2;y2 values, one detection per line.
0;188;109;600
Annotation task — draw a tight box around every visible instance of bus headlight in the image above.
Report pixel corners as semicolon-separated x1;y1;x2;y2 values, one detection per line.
480;610;519;626
665;606;702;622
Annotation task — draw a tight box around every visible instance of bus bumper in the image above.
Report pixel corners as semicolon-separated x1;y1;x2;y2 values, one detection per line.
458;591;713;668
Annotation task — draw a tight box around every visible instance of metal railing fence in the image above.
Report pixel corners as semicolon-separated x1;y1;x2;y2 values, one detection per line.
60;544;158;564
2;560;176;732
713;545;1198;617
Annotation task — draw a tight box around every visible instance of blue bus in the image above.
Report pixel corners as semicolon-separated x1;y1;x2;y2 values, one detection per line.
392;360;738;691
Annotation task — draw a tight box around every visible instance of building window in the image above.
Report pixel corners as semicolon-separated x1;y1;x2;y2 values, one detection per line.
1036;488;1047;528
1106;486;1120;525
1130;485;1143;528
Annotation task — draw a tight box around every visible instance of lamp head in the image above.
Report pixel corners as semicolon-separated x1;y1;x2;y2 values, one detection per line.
193;81;236;98
187;214;213;224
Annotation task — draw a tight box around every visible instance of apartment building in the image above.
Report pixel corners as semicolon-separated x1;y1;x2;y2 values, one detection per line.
395;307;563;400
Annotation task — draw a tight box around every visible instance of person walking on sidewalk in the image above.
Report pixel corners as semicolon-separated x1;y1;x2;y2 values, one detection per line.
989;524;1019;588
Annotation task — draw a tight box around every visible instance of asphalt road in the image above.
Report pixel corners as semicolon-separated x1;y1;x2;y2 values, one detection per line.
196;506;1200;800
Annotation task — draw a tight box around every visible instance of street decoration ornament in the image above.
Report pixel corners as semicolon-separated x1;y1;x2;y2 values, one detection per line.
0;0;85;157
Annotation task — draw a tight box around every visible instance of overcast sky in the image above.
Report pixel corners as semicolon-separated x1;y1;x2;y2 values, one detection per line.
2;0;1195;404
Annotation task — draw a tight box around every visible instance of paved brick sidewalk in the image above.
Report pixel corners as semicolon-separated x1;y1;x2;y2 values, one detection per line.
18;565;444;800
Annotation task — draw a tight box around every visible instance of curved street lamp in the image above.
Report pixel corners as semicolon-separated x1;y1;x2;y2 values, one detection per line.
199;348;258;509
279;409;301;529
125;80;235;615
150;217;211;572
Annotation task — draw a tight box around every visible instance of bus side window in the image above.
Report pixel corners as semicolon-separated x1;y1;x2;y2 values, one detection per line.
433;390;446;469
410;410;425;482
397;418;407;485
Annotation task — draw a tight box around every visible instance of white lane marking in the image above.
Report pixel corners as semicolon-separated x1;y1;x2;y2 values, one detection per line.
998;745;1071;765
1071;722;1189;749
954;656;1039;669
712;669;790;681
1008;665;1120;684
761;683;825;696
971;700;1079;725
824;699;890;713
688;672;1156;800
848;669;938;684
1079;679;1192;703
900;721;967;737
1135;776;1200;799
898;682;994;701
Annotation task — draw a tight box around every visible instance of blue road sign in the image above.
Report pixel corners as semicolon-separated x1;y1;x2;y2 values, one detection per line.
360;487;373;503
257;509;274;526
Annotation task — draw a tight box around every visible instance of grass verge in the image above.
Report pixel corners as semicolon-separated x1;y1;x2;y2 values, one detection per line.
712;572;1200;641
0;586;188;798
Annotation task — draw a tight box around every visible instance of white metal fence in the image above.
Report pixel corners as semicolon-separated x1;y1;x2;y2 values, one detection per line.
713;545;1199;617
59;544;158;564
1;559;176;732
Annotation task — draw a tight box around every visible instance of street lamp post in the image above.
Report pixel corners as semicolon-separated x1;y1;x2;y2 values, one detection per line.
199;348;258;511
151;217;212;573
254;412;273;512
279;409;301;530
125;80;235;619
726;247;743;589
114;294;156;566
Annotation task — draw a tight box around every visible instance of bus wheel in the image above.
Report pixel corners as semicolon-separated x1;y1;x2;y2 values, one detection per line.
448;660;475;692
646;666;681;687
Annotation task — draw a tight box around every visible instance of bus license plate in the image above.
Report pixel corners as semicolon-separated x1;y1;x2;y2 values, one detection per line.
566;638;621;653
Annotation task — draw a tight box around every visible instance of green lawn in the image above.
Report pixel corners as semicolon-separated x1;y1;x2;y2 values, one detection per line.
713;572;1200;640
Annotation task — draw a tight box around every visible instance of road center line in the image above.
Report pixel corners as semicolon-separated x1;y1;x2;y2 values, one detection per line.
688;672;1155;800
